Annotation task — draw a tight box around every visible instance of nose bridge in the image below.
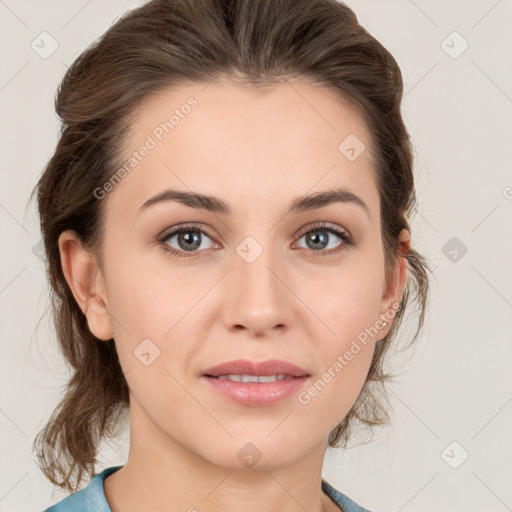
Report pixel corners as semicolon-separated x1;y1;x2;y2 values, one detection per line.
223;234;293;334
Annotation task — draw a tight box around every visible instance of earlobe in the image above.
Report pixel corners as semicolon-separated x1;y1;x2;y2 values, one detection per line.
58;230;113;341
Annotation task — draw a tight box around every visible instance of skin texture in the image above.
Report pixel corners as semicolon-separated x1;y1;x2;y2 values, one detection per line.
58;79;409;512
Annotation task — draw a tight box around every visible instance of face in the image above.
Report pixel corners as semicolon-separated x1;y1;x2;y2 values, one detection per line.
60;79;407;471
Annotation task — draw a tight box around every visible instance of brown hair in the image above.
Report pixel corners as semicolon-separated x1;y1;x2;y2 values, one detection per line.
30;0;431;493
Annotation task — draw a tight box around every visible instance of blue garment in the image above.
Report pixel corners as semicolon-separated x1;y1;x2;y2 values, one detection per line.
43;465;372;512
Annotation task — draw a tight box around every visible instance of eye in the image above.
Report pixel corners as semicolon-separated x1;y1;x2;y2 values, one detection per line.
294;221;353;258
157;221;353;259
157;223;218;258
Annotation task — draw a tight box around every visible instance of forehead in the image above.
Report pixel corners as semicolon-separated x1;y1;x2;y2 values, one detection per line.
125;79;372;154
106;79;379;222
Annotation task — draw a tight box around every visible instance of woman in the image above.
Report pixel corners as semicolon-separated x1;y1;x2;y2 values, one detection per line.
32;0;430;510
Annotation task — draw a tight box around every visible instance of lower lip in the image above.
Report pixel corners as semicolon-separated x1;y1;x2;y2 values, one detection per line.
202;375;310;406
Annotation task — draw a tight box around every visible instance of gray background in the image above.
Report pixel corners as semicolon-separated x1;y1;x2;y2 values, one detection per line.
1;1;511;511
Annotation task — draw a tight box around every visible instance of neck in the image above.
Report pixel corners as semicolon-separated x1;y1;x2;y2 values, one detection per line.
103;402;337;512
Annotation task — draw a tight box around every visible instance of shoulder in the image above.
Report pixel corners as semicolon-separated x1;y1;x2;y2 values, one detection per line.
321;478;374;512
42;468;369;512
41;466;123;512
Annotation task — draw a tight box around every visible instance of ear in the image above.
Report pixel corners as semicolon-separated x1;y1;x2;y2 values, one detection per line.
376;229;410;338
58;230;113;341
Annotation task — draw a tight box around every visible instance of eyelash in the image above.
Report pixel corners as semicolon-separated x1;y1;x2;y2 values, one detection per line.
157;221;353;259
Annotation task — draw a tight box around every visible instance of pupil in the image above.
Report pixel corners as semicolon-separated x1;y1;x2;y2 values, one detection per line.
179;231;200;251
308;231;327;250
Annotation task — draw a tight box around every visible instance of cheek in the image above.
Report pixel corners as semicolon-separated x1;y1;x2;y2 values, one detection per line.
102;255;175;372
303;261;384;341
301;262;383;402
304;330;376;425
106;247;181;327
104;250;212;385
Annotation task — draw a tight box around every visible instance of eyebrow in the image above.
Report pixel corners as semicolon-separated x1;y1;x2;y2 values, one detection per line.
137;186;370;219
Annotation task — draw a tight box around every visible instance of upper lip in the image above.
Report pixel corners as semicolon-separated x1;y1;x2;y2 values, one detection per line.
203;358;310;378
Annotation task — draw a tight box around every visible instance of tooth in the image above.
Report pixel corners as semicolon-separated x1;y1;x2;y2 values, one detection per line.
214;374;292;383
257;375;277;383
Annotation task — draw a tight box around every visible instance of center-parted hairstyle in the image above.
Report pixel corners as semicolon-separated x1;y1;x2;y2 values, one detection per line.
31;0;431;492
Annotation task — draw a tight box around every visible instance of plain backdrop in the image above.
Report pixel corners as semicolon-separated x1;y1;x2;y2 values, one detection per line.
0;1;511;511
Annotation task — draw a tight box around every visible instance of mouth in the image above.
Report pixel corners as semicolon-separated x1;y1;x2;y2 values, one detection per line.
201;359;311;406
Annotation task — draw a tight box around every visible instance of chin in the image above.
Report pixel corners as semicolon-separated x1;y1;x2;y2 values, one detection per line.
197;435;310;472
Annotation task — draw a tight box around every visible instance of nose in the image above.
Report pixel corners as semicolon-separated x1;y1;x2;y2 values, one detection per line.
221;250;294;338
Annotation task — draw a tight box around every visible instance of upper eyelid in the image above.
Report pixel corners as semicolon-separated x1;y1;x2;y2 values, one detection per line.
296;222;350;237
160;223;216;241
